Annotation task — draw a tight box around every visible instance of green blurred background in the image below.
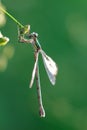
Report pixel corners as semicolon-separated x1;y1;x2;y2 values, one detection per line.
0;0;87;130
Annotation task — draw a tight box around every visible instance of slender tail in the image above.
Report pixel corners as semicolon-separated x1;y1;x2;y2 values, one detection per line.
34;51;45;117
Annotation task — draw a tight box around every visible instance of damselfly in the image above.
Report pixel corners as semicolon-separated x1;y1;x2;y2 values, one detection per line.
18;25;58;117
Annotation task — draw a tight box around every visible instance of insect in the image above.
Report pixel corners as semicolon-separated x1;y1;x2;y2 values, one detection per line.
18;25;58;117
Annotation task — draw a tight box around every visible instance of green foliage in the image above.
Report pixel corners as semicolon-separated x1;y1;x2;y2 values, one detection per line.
0;2;6;27
18;25;30;35
0;45;14;71
0;32;9;46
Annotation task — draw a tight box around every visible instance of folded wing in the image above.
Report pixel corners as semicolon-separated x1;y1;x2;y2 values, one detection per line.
40;50;58;85
29;52;39;88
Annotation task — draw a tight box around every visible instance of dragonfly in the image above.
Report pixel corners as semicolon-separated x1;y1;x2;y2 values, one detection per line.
18;25;58;117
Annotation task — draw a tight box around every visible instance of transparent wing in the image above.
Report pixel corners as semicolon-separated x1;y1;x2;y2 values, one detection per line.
29;52;39;88
40;50;58;85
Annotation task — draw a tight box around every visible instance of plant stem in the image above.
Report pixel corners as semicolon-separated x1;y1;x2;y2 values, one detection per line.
0;7;24;28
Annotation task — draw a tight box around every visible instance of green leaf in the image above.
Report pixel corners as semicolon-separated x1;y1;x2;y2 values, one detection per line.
18;25;30;35
0;32;9;46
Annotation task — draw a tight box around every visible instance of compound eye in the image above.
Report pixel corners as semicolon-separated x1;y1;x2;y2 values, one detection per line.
35;33;38;37
32;32;38;37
